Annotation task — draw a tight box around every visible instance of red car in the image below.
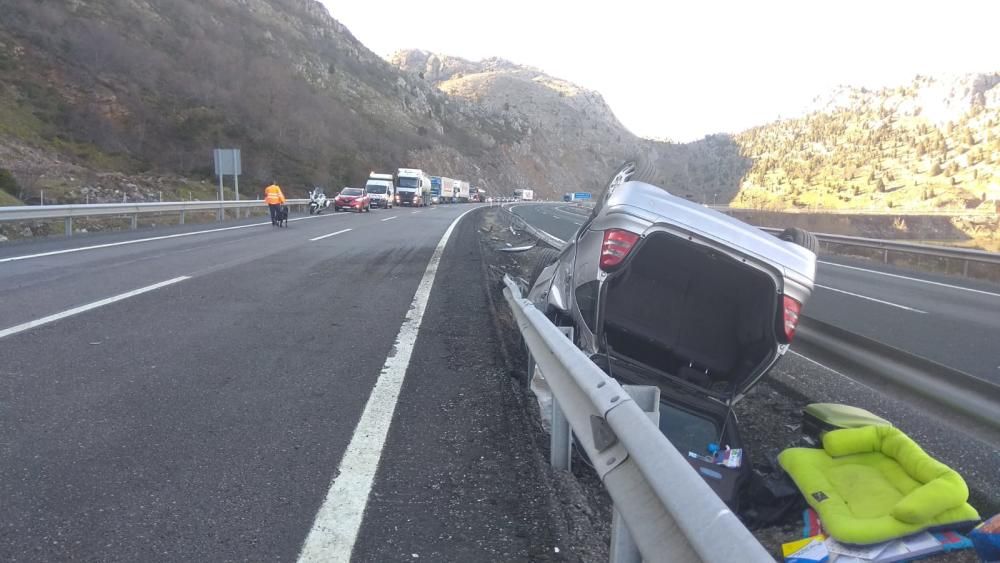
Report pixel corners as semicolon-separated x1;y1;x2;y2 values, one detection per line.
334;187;371;213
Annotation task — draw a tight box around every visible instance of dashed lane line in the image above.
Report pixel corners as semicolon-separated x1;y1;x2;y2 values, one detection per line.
0;276;191;340
815;283;927;313
820;261;1000;298
309;228;352;242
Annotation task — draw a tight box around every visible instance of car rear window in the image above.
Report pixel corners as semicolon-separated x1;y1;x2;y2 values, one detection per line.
658;403;719;455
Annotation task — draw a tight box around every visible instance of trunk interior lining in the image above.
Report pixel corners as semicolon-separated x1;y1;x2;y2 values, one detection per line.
602;232;777;393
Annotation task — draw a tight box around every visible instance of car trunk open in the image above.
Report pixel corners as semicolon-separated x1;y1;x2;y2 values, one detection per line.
594;231;780;508
599;231;780;401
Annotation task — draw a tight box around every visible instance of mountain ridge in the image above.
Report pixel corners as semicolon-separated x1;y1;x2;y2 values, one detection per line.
0;0;996;248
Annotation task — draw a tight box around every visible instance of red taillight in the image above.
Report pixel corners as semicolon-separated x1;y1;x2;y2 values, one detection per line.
600;229;640;270
782;295;801;342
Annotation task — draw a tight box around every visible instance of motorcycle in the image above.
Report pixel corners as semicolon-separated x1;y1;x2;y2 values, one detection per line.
308;188;330;215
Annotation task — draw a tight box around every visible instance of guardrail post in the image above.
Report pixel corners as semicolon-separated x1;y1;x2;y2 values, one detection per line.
551;398;572;471
610;509;641;563
609;385;660;563
179;210;185;225
962;259;969;277
549;326;575;471
130;214;138;230
64;217;72;237
883;248;889;263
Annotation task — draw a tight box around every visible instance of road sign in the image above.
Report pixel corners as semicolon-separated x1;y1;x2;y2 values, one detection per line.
573;192;592;200
213;149;241;176
213;149;243;214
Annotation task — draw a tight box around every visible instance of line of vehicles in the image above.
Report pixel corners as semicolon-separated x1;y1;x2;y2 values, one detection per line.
307;168;488;214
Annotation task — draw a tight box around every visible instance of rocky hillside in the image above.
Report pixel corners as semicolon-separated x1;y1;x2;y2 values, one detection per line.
1;0;996;227
391;50;749;200
0;0;740;207
732;74;1000;213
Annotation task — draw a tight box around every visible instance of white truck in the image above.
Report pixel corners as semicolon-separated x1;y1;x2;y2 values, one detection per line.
365;172;395;209
514;189;534;201
431;176;457;204
395;168;431;207
454;180;471;203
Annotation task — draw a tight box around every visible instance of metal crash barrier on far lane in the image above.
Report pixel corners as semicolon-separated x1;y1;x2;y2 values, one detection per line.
0;199;310;236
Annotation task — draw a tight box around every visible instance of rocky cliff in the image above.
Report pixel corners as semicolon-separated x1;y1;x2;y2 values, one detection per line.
0;0;738;206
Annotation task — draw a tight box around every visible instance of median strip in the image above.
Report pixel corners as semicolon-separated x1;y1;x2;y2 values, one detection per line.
309;228;352;242
0;276;191;340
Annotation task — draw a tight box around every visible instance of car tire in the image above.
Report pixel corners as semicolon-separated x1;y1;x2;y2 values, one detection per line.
605;157;658;192
778;227;819;254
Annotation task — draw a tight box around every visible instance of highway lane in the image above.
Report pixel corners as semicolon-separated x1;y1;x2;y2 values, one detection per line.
0;204;568;561
509;202;1000;381
0;211;352;329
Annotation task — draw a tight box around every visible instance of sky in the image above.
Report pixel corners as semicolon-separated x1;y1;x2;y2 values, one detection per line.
322;0;1000;142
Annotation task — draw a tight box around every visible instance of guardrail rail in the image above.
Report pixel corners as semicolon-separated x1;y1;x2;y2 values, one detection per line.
0;199;310;236
502;275;773;563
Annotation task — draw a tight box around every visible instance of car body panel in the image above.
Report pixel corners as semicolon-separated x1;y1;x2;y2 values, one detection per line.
526;177;816;508
535;190;816;390
334;188;370;211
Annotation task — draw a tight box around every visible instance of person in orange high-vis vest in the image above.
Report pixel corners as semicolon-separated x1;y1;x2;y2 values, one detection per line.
263;182;286;226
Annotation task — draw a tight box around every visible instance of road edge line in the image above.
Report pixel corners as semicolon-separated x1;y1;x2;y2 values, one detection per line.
297;207;477;562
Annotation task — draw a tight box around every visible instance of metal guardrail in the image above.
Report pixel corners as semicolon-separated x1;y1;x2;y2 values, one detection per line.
796;317;1000;431
709;204;1000;217
0;199;309;236
758;227;1000;275
506;211;567;250
502;275;773;563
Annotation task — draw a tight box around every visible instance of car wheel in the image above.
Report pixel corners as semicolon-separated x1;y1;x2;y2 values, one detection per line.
778;227;819;254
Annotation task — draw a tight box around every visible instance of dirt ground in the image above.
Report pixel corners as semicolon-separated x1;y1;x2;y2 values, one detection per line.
474;207;984;562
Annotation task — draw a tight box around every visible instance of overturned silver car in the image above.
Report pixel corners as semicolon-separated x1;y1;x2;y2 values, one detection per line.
527;162;817;508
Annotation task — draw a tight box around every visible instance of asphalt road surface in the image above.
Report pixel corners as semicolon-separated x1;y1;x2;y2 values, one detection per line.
509;202;1000;382
0;205;572;562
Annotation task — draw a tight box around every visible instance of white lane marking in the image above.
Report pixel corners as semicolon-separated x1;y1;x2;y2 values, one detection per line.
0;276;190;340
309;228;352;242
553;208;587;223
820;261;1000;298
0;213;340;264
298;208;476;563
815;283;927;313
380;216;398;222
411;210;422;214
